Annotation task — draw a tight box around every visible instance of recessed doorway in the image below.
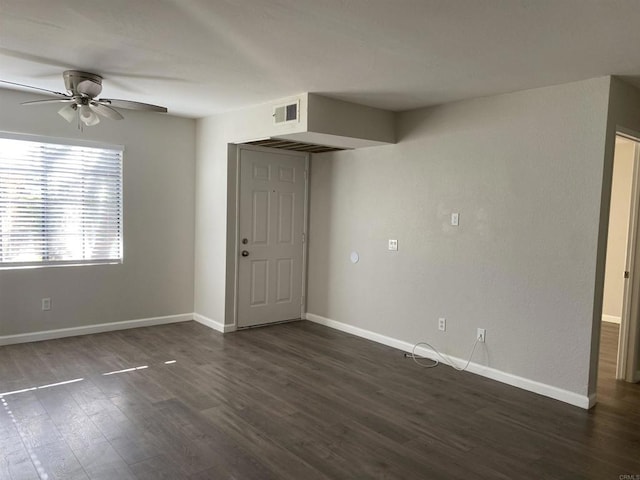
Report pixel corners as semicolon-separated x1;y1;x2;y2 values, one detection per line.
599;134;640;392
234;144;309;328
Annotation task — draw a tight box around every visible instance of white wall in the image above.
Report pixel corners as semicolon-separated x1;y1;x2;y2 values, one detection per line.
0;88;196;336
307;77;612;401
602;139;635;321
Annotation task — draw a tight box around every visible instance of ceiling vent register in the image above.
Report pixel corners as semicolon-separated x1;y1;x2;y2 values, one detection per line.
273;100;299;124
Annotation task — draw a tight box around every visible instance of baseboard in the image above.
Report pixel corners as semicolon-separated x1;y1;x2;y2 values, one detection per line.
193;313;236;333
306;313;591;410
0;313;193;346
602;314;621;324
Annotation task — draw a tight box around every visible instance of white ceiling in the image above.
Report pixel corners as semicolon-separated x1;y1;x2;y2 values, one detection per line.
2;0;640;118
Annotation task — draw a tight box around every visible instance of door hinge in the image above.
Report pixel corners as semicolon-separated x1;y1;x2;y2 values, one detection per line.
624;271;630;279
302;232;306;243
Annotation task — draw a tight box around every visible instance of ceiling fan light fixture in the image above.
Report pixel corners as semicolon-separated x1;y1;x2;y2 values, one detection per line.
58;103;77;123
79;104;100;126
2;70;168;129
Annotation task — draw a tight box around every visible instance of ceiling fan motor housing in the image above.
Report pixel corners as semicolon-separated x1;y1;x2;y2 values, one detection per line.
63;70;103;97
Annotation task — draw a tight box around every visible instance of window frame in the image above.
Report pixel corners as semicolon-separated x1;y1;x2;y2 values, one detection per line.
0;131;124;270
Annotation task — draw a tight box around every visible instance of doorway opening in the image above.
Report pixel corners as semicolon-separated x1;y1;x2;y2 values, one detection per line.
599;134;640;399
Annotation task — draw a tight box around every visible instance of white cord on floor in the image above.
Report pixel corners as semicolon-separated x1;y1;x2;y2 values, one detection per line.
406;337;481;371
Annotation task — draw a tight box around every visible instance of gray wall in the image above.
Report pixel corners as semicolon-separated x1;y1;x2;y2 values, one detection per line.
0;88;196;336
307;77;612;397
194;93;395;326
306;94;396;144
194;116;229;326
195;95;308;325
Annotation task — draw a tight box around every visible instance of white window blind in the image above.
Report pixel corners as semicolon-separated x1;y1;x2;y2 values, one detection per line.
0;134;123;268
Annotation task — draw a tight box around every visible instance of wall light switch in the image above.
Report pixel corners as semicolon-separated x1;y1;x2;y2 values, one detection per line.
388;239;398;251
451;213;459;226
42;298;51;311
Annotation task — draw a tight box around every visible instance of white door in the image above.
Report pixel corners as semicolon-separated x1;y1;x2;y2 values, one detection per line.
237;147;307;328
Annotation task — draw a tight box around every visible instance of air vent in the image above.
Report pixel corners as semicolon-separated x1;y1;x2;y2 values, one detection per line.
244;139;346;154
273;100;299;124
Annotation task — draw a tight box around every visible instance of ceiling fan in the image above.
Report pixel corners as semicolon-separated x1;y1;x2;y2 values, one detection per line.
1;70;168;128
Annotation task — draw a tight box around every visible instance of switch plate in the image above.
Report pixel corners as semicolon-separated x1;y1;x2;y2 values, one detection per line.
42;298;51;311
438;317;446;331
388;239;398;251
451;213;459;226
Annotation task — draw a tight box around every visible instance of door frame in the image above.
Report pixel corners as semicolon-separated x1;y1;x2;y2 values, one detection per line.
231;143;310;329
617;132;640;381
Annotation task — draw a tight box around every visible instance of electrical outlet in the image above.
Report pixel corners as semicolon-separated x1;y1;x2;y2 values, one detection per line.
42;298;51;311
438;317;446;331
477;328;486;343
388;239;398;251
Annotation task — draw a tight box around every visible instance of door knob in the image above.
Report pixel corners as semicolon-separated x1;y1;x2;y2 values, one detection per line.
241;250;249;257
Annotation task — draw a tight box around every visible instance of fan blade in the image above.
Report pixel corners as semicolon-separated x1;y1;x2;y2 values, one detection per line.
0;79;68;97
98;98;167;113
22;98;74;106
58;104;77;123
90;102;124;120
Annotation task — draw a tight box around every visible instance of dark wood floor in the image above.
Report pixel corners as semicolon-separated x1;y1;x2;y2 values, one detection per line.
597;321;639;410
0;320;639;479
598;321;620;385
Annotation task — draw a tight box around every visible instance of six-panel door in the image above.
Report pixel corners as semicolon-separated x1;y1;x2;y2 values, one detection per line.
237;147;306;328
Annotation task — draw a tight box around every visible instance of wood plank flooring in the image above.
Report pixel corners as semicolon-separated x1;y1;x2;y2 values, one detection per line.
597;321;639;412
0;320;639;479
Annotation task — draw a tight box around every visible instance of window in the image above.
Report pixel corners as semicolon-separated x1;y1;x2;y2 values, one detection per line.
0;133;123;268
